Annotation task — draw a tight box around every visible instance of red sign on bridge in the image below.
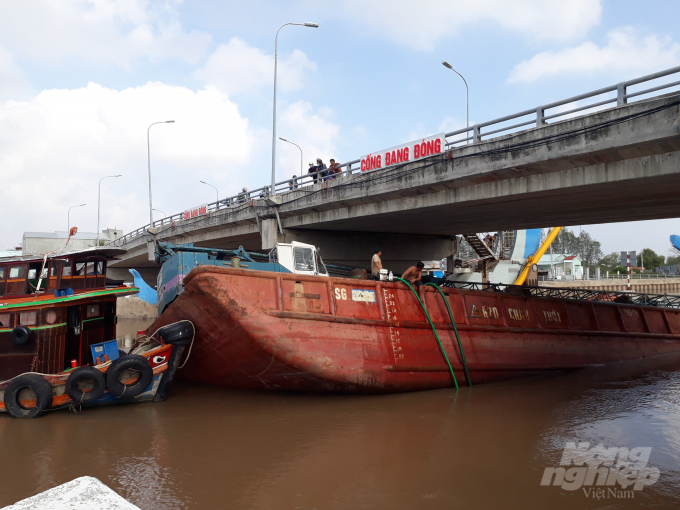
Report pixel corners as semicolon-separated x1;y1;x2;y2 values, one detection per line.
183;204;207;220
360;133;445;172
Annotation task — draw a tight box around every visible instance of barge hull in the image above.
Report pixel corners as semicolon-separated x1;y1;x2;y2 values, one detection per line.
150;267;680;393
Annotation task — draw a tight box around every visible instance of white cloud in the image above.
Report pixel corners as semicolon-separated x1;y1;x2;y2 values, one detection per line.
0;0;211;68
195;38;316;96
438;117;468;134
508;29;680;83
276;101;340;178
337;0;601;51
0;82;254;245
0;47;31;100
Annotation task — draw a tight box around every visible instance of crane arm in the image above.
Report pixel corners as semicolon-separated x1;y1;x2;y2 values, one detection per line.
513;227;563;285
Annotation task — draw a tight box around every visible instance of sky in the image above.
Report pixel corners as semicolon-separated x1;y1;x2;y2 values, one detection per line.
0;0;679;258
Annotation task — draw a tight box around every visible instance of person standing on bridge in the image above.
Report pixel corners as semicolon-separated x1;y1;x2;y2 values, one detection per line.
371;248;383;278
308;162;318;184
316;158;328;181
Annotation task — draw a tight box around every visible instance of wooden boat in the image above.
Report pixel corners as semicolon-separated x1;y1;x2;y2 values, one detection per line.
148;265;680;393
0;248;191;417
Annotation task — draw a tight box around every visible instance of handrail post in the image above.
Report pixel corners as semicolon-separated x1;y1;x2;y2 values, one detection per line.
617;82;627;106
536;106;545;127
472;125;480;143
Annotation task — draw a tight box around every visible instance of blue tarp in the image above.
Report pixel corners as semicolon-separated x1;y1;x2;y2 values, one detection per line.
523;229;542;259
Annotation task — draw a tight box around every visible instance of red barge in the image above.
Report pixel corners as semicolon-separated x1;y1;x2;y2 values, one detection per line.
148;265;680;393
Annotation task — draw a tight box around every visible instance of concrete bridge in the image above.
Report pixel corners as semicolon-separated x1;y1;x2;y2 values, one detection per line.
108;67;680;282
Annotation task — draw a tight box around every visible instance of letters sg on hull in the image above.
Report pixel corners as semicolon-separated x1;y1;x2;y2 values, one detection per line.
360;133;445;172
183;204;208;220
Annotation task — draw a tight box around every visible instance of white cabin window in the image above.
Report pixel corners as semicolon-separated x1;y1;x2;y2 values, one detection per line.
9;266;25;279
269;247;278;264
19;311;37;326
293;248;314;272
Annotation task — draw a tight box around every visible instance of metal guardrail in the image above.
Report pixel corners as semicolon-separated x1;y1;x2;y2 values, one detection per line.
540;274;680;282
109;65;680;247
442;281;680;309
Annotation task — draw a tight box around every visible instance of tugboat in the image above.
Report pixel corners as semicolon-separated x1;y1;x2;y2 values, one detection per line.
148;239;680;393
0;247;192;418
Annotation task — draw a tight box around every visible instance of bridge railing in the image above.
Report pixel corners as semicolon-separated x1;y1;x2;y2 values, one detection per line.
109;65;680;247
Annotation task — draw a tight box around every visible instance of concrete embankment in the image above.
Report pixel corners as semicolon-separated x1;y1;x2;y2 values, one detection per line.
116;296;158;342
116;295;158;320
540;279;680;295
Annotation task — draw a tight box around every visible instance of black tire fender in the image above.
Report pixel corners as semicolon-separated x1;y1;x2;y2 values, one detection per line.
65;366;106;404
11;326;33;346
106;354;154;398
3;374;53;418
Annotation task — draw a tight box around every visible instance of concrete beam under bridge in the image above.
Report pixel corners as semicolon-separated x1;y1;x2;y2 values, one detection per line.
260;225;457;271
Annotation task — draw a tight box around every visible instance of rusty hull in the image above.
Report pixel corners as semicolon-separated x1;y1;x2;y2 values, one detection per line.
148;266;680;393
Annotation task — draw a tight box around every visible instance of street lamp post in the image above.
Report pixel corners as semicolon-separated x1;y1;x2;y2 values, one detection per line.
271;22;318;196
441;61;469;141
199;180;219;203
67;203;86;233
279;137;303;176
152;208;167;219
148;120;175;227
97;174;122;246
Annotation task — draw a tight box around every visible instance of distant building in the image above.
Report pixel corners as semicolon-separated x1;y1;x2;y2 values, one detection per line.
22;228;123;255
656;264;679;275
537;254;583;278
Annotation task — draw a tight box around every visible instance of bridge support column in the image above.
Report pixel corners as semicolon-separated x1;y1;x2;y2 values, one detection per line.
261;218;284;250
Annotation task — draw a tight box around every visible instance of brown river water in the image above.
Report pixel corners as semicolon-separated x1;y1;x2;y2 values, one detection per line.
2;320;680;509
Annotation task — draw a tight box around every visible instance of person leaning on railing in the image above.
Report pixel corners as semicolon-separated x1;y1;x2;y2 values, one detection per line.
288;175;298;191
327;159;342;179
316;158;328;180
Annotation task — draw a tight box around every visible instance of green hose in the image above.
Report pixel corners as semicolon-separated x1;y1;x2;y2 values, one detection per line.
394;277;458;390
425;283;472;387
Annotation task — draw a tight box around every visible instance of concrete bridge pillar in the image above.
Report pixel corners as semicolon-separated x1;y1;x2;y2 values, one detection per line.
261;218;284;249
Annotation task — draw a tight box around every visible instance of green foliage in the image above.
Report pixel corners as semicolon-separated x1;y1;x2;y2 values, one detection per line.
639;248;664;270
667;248;680;266
553;228;603;268
598;253;620;272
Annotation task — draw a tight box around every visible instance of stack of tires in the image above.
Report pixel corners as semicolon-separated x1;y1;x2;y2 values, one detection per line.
3;354;153;419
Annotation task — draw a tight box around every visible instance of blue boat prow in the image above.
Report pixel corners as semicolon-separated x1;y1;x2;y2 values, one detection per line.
129;268;158;305
672;235;680;252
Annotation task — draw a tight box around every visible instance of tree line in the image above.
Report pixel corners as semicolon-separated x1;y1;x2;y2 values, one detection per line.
551;228;680;273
